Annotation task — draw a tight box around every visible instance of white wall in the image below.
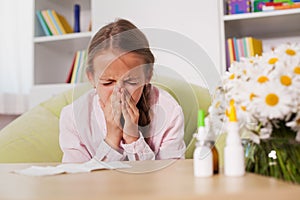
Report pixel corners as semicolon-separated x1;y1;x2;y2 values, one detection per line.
92;0;222;89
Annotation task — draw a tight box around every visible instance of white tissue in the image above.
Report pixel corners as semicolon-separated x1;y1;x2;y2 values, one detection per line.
13;158;131;176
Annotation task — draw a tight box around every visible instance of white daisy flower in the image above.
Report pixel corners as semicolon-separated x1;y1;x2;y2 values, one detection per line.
208;42;300;141
274;43;300;67
261;50;281;67
269;61;300;101
274;43;300;58
286;112;300;134
250;82;294;120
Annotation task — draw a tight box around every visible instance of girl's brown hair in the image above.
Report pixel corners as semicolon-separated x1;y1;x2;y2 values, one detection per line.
86;18;154;127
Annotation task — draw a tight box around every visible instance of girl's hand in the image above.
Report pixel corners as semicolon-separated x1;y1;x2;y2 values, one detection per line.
99;87;123;150
121;88;140;144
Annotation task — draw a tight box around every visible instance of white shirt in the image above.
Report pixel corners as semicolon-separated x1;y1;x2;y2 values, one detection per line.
59;86;186;163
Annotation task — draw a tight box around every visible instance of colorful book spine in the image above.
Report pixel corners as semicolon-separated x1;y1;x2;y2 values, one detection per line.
57;14;73;33
242;37;249;58
65;53;76;83
77;51;88;83
226;36;263;69
227;38;235;67
68;50;88;83
237;38;245;59
253;0;271;12
71;51;81;83
50;10;67;34
249;37;263;56
36;10;52;36
225;40;230;70
41;10;59;35
233;37;240;62
227;0;251;14
47;9;62;35
74;51;83;83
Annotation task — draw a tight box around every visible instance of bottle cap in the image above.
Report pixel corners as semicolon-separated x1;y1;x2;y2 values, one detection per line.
198;110;205;127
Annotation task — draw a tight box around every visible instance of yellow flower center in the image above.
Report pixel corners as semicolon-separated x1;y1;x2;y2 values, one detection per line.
294;66;300;75
241;106;246;111
265;93;279;106
249;93;257;101
280;75;292;86
225;109;229;117
215;101;221;108
257;76;269;83
229;74;235;80
286;48;296;56
243;70;247;75
268;57;278;65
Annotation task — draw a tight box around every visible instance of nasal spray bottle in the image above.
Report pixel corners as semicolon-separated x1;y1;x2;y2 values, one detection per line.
224;103;245;176
193;110;213;177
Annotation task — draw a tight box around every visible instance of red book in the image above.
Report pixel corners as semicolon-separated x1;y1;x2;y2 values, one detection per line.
265;2;283;7
231;38;236;61
65;53;76;83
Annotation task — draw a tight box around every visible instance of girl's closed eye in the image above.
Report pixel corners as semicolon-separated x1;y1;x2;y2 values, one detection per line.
124;78;140;86
99;80;115;86
102;82;112;86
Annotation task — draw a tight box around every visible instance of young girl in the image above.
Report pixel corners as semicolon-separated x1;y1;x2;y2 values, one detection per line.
59;19;186;163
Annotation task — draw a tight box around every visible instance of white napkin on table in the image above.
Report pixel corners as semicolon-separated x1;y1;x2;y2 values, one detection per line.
13;158;131;176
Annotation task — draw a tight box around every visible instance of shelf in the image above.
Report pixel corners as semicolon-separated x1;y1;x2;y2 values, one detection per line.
34;32;92;43
223;8;300;21
223;9;300;38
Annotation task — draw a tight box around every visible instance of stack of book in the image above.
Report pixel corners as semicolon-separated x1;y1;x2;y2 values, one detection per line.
66;50;87;83
261;1;300;11
36;9;73;36
226;37;263;69
227;0;300;14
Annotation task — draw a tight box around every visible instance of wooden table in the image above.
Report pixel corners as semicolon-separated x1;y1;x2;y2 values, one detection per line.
1;159;300;200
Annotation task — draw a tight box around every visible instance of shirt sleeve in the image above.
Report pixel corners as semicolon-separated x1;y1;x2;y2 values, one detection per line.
59;106;92;163
94;140;125;161
156;105;186;160
120;131;155;161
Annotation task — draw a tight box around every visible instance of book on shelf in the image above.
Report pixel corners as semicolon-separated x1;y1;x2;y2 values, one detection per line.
262;2;300;11
227;0;251;14
56;13;73;34
67;50;87;84
233;37;240;62
47;10;63;35
65;53;76;83
36;10;52;36
41;10;59;35
51;10;73;34
226;36;263;68
228;0;300;14
37;9;73;36
226;38;235;67
248;37;263;57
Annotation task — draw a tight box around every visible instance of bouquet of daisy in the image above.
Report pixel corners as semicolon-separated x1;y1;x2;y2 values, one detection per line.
209;43;300;183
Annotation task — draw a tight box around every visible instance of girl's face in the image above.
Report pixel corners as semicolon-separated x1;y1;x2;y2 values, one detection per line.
88;52;148;105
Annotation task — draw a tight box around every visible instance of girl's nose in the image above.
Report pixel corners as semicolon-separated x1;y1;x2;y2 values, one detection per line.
115;81;124;92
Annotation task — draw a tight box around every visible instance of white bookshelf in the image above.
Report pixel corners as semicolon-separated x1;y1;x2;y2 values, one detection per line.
31;0;92;108
220;0;300;70
29;0;300;109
